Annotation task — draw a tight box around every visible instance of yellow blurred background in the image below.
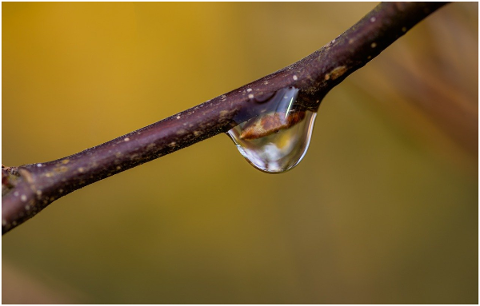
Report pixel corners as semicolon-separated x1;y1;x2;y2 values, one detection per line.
2;2;477;303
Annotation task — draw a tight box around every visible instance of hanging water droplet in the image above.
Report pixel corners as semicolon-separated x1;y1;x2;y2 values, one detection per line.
227;87;317;173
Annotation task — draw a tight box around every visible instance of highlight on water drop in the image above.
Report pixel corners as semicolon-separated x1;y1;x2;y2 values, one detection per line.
226;87;317;173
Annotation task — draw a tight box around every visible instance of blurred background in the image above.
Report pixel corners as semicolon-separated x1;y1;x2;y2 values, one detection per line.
2;2;477;303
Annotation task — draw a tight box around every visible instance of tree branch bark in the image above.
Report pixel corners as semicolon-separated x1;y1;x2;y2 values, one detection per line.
2;2;447;234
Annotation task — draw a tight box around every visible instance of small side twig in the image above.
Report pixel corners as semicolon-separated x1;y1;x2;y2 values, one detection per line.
2;2;447;234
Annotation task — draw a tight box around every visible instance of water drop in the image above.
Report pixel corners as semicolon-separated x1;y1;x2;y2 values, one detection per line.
227;87;317;173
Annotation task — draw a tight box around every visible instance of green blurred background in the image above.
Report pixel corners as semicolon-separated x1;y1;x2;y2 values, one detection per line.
2;2;477;303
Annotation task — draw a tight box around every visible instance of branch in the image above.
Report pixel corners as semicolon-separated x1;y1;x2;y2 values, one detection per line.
2;2;447;234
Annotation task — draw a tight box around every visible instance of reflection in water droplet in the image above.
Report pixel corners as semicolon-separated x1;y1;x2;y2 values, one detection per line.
227;87;317;173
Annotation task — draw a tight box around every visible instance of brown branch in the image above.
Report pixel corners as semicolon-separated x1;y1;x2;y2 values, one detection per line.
2;2;447;234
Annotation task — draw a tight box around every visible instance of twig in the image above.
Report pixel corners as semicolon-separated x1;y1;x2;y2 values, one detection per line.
2;2;447;234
